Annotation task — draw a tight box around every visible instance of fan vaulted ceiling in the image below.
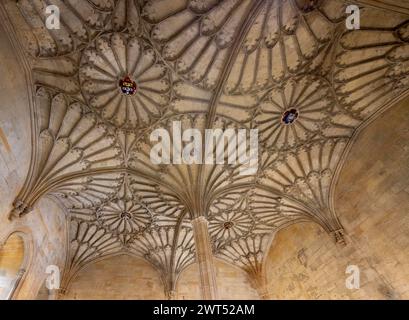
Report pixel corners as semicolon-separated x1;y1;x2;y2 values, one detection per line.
2;0;409;294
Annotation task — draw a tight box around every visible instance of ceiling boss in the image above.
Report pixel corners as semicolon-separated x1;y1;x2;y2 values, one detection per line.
79;33;171;130
119;76;138;96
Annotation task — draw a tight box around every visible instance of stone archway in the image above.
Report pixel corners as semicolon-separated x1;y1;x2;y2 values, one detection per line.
0;232;30;300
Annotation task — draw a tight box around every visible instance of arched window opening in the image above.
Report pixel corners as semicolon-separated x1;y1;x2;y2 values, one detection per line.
0;234;26;300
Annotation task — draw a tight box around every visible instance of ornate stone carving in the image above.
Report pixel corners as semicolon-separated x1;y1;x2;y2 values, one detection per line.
3;0;409;295
254;76;338;150
79;33;172;130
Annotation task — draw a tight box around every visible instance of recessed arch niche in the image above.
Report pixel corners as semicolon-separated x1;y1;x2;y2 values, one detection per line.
0;232;29;300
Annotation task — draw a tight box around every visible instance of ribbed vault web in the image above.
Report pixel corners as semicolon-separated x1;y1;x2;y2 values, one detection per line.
4;0;409;294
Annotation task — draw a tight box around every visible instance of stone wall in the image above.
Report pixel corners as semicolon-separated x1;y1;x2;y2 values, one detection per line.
64;256;260;300
0;21;68;300
64;255;166;300
177;259;260;300
335;96;409;298
264;97;409;300
14;198;68;299
0;18;31;225
265;222;386;299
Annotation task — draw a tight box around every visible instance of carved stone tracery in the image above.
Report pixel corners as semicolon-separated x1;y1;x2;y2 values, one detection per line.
3;0;409;298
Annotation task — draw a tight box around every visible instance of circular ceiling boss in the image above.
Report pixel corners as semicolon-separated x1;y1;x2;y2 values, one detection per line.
282;109;299;125
96;197;153;235
119;76;138;96
80;33;172;130
254;76;333;150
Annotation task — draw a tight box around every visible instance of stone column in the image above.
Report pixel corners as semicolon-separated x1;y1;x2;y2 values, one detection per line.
191;216;219;300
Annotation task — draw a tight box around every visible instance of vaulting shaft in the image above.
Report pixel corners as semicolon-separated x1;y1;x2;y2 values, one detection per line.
191;217;219;300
